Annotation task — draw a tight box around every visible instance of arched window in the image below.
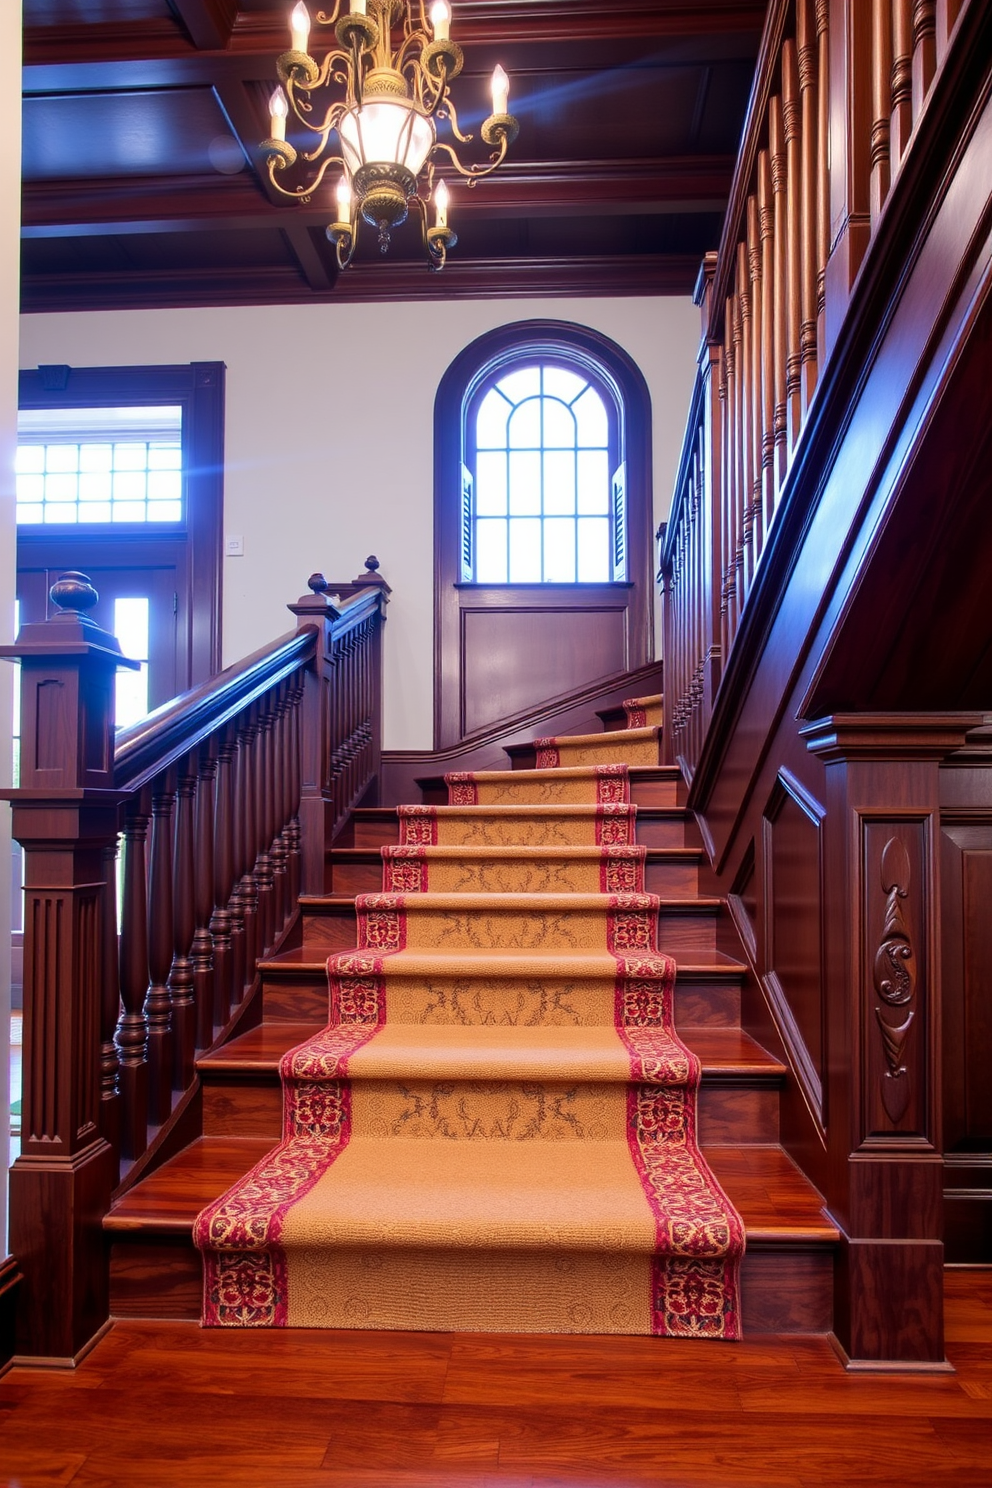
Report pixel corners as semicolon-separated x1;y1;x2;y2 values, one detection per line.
435;321;654;749
465;361;625;585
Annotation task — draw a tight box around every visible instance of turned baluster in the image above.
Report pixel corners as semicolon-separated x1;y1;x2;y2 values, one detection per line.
99;838;121;1162
170;754;198;1089
717;353;732;657
738;240;755;597
287;680;304;908
747;193;765;568
782;37;803;450
237;706;260;981
117;791;151;1161
816;0;830;357
192;741;218;1047
264;692;281;944
769;94;789;508
936;0;963;62
270;685;291;932
724;307;741;648
891;0;914;164
210;729;237;1026
798;0;820;414
912;0;936;121
145;768;177;1125
255;700;276;953
871;0;893;226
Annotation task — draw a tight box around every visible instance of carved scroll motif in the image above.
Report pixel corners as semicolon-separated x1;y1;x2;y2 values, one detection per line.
872;837;916;1122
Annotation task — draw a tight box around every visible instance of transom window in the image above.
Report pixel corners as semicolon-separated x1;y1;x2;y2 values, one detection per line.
464;362;625;584
15;405;184;526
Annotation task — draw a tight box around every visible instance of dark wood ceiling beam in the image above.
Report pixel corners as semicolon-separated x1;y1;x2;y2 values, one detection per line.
280;224;337;293
20;253;700;313
21;156;734;236
170;0;238;51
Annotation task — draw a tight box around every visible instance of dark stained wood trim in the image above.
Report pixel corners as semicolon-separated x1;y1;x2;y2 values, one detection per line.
170;0;238;52
17;361;225;686
0;1256;23;1377
21;256;701;312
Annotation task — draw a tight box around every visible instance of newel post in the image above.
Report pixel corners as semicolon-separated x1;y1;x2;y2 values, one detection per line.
0;572;137;1362
288;575;342;896
803;712;982;1368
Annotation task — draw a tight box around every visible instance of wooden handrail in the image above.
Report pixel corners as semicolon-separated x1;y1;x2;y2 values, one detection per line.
3;563;388;1360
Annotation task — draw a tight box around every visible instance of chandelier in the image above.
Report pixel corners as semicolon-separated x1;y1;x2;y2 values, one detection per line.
262;0;520;271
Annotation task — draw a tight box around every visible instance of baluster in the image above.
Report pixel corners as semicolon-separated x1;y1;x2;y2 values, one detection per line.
99;838;121;1162
210;729;236;1026
287;680;304;908
738;240;755;596
816;0;830;357
912;0;936;120
769;94;788;508
747;192;765;570
255;700;276;952
145;768;177;1125
237;706;260;980
270;685;291;932
798;0;820;413
725;300;741;646
117;791;151;1161
871;0;893;226
192;741;218;1048
170;754;197;1090
717;352;731;658
783;37;803;450
757;151;776;547
936;0;963;61
891;0;914;164
225;725;248;1005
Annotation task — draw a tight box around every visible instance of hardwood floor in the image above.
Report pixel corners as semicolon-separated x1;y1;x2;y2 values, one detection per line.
1;1270;989;1487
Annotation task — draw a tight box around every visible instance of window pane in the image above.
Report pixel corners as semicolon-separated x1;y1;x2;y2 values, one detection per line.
509;451;541;515
577;450;610;513
508;398;541;449
509;518;542;582
46;473;77;503
497;366;540;404
147;500;182;523
147;470;181;504
15;446;44;473
573;385;609;447
115;597;150;662
114;443;147;470
45;502;78;523
476;388;512;450
542;398;575;450
113;471;146;502
476;518;508;582
79;472;112;503
80;443;114;471
147;443;182;469
544;517;576;582
544;451;575;514
578;517;610;581
46;444;78;472
16;474;44;504
543;367;587;404
476;452;507;515
113;501;146;522
78;502;113;523
16;504;43;524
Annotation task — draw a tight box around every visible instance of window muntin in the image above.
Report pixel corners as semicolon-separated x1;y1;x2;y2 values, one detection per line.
470;364;616;584
16;405;184;526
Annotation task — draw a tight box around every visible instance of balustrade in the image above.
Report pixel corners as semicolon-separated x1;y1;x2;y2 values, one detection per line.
2;560;388;1359
661;0;973;779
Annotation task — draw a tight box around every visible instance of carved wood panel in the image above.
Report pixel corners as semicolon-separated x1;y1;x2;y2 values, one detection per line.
861;818;930;1143
762;770;825;1129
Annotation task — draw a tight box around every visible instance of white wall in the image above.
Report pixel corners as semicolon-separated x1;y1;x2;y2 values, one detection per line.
19;296;700;750
2;2;22;1249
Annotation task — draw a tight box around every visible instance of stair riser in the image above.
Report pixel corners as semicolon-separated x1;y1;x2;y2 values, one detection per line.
108;1238;832;1333
347;812;700;851
327;858;701;898
262;971;742;1028
201;1075;779;1144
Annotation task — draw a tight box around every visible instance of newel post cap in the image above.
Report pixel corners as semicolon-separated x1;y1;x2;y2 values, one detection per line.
0;570;139;670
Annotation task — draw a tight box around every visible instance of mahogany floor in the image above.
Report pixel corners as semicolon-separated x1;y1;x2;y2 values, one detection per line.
1;1271;989;1487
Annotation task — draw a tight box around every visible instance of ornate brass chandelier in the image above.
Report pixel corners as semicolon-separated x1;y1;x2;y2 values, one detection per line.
262;0;520;271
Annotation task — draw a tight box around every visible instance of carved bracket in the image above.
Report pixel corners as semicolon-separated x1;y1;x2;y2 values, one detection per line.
872;837;916;1122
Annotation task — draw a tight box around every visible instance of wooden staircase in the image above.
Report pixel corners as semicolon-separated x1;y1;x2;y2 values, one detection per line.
106;755;839;1335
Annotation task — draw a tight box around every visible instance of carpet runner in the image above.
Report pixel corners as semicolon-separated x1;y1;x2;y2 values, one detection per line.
194;701;745;1338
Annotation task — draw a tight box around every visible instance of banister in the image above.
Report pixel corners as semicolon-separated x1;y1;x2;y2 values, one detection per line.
114;626;318;793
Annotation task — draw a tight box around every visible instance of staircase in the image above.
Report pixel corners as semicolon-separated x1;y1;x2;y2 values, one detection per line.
106;698;838;1335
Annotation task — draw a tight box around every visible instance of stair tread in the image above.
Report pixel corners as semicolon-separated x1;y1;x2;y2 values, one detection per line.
106;1137;835;1244
259;946;747;974
329;845;704;861
300;892;723;909
199;1021;786;1078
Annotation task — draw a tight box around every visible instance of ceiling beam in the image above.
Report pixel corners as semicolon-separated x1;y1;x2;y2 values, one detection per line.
21;157;735;237
170;0;238;51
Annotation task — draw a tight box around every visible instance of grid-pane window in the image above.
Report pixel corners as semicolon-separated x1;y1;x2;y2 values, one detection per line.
471;365;616;584
16;405;183;526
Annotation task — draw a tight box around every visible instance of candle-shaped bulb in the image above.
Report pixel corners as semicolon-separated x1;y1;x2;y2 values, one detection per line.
349;0;367;14
491;64;509;116
269;86;289;141
290;1;310;52
430;1;450;41
434;178;449;229
336;174;353;224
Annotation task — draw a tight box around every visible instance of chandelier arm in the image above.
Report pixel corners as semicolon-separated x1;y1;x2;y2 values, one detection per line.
334;214;357;270
435;96;472;143
315;1;346;26
430;139;509;182
266;152;344;201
